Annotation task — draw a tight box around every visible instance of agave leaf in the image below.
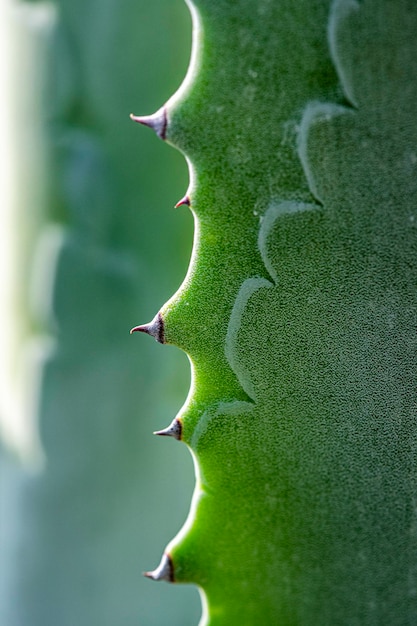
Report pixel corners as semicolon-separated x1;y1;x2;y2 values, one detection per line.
143;0;417;624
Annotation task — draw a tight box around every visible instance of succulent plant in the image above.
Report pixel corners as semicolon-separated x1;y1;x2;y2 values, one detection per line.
134;0;417;624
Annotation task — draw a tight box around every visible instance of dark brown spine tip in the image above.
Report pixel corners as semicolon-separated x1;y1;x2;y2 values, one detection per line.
130;312;164;344
144;553;174;583
154;418;182;440
174;195;190;209
130;106;167;140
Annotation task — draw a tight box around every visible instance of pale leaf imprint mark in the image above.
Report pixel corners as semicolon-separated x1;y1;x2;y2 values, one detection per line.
225;278;272;402
328;0;361;108
225;201;318;402
190;401;252;452
298;103;354;205
258;200;319;283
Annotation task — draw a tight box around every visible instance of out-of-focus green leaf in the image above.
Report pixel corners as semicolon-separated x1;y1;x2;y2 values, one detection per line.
1;1;201;624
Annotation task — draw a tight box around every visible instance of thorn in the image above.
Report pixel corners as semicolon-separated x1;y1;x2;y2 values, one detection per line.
130;312;164;344
144;553;174;583
174;195;190;209
130;106;167;140
154;418;182;440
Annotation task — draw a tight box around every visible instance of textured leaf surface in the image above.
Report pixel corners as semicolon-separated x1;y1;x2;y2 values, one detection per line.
143;0;417;624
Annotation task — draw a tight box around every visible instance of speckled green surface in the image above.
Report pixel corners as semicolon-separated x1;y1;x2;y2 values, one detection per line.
144;0;417;624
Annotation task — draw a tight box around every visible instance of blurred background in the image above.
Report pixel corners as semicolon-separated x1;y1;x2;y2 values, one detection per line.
0;0;201;624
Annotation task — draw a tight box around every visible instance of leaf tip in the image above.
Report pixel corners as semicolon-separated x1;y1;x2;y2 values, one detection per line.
154;418;182;440
130;312;164;344
174;195;191;209
130;107;167;140
144;553;174;583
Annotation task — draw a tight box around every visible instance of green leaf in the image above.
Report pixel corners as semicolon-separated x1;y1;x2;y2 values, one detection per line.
144;0;417;623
